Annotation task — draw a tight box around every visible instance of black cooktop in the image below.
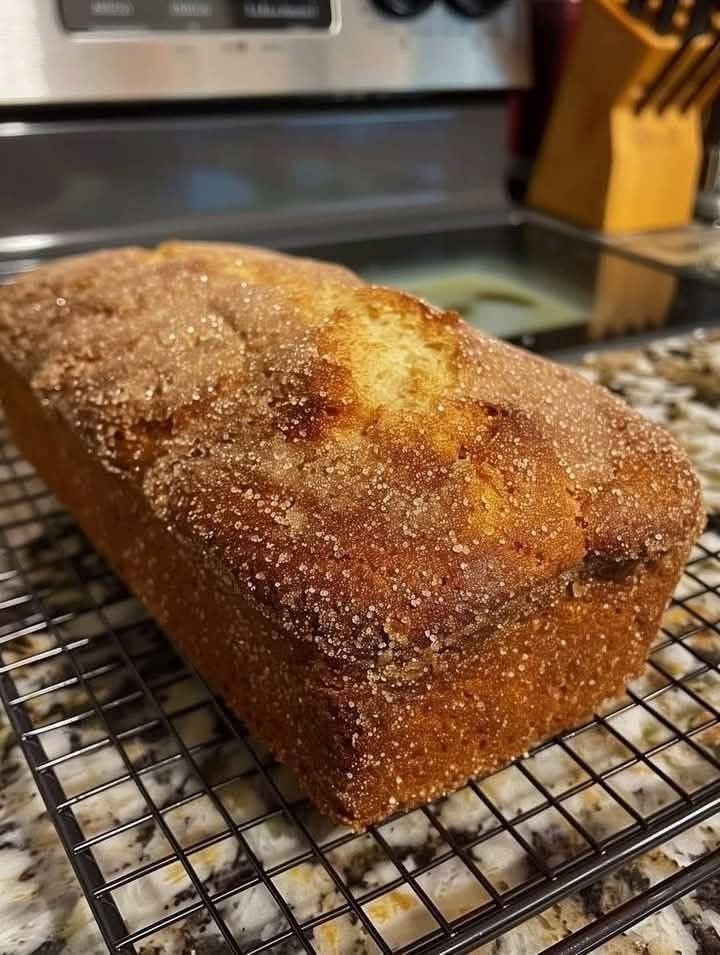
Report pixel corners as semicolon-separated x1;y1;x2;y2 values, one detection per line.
3;220;719;358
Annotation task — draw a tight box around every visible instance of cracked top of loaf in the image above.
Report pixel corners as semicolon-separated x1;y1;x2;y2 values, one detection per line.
0;242;704;662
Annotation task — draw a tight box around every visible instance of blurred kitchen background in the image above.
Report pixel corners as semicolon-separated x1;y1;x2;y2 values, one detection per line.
1;0;720;358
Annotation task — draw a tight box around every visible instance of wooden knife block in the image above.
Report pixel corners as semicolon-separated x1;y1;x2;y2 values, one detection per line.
528;0;703;234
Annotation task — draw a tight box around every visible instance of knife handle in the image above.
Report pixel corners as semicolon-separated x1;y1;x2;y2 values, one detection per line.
641;32;714;110
686;46;720;110
678;26;720;110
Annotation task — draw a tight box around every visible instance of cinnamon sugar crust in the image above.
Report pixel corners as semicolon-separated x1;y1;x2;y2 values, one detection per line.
0;242;705;824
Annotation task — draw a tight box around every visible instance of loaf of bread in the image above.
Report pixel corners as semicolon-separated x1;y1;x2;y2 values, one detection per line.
0;242;704;827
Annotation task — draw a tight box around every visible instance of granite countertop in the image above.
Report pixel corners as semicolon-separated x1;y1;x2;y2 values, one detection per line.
579;330;720;514
1;329;720;955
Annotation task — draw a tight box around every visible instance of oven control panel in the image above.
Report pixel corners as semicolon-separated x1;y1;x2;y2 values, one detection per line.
0;0;528;105
58;0;334;31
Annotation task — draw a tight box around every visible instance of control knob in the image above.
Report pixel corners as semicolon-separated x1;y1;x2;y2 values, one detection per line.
372;0;435;17
446;0;507;16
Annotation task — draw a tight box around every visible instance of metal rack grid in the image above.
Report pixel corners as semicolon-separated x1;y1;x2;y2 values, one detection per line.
1;410;720;955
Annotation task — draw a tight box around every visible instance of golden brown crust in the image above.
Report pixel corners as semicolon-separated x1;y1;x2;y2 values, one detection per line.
0;240;705;826
0;242;703;665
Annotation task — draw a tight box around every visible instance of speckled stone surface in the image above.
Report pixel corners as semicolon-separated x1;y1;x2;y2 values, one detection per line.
1;327;720;955
580;329;720;515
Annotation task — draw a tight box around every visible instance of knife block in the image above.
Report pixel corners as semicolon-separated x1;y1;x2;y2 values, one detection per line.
528;0;703;234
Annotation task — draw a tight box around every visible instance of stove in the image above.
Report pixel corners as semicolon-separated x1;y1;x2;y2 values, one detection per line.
0;0;528;105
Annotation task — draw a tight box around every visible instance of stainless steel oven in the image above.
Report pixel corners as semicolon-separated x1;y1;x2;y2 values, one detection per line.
0;0;528;104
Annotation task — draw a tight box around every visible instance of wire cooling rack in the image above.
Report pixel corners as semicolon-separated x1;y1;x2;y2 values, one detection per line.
2;412;720;955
